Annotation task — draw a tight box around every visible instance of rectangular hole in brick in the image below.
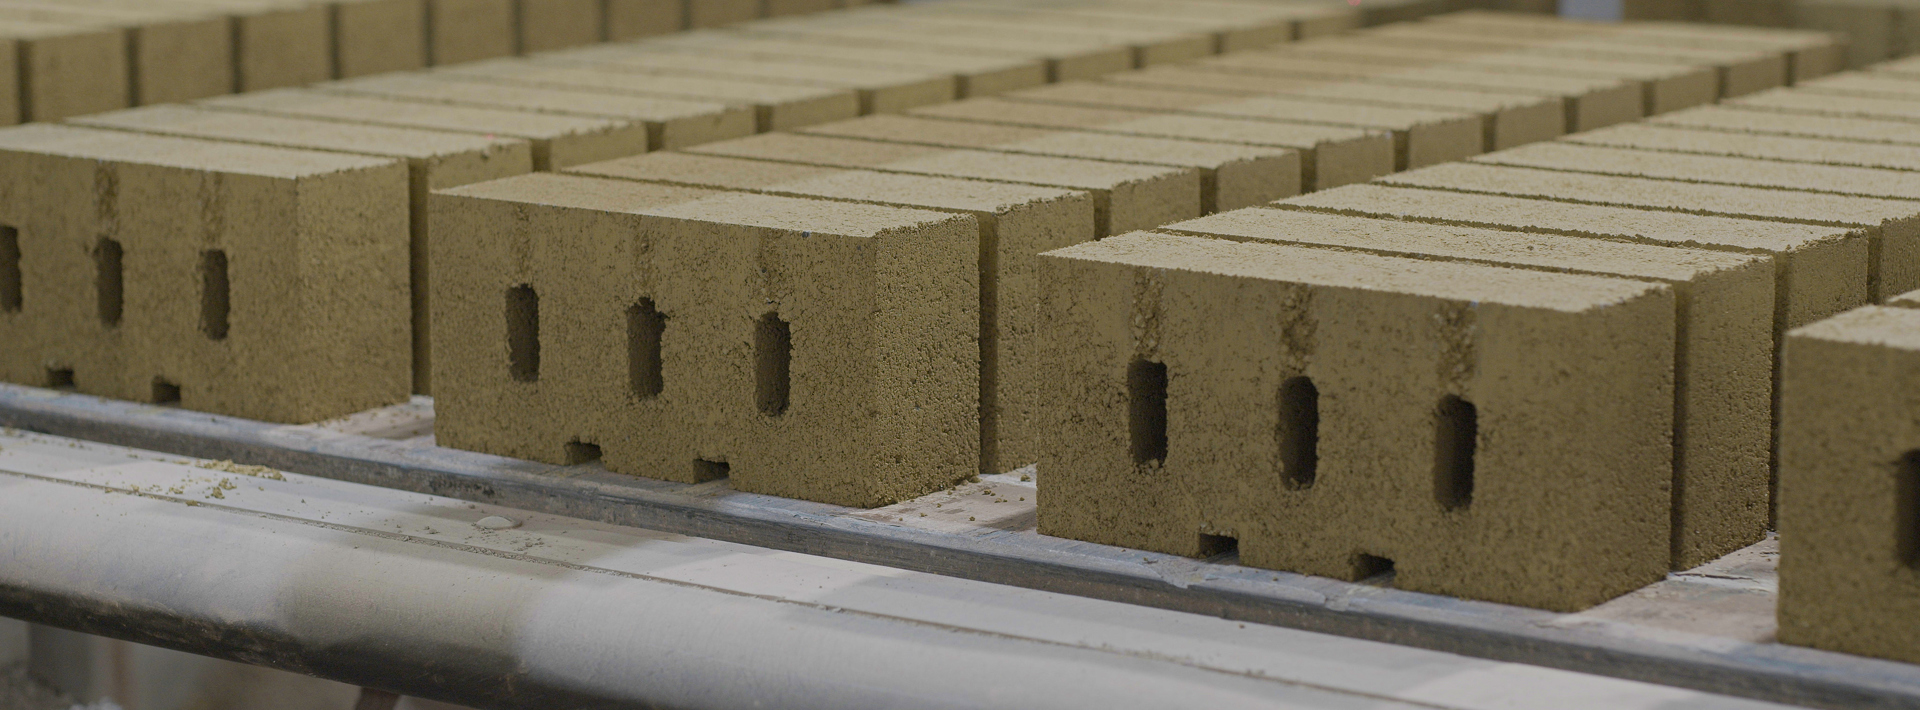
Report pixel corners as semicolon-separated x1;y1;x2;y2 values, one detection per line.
199;250;229;340
564;440;601;465
1129;359;1168;465
1198;533;1237;560
1352;553;1395;585
95;237;122;327
628;298;664;399
506;284;539;382
693;459;730;482
45;368;73;389
755;312;790;417
1900;450;1920;570
1278;375;1319;490
151;378;181;404
0;224;18;312
1434;394;1477;511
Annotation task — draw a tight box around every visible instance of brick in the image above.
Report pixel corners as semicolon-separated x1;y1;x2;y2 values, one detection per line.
688;0;759;28
562;151;1095;474
765;0;834;18
425;0;512;65
627;32;1047;98
1425;10;1838;83
962;0;1360;47
914;1;1294;52
319;73;754;149
1564;122;1920;177
1792;0;1895;67
334;0;427;78
606;0;684;40
1280;184;1871;332
1777;305;1920;663
0;2;230;105
1786;73;1920;107
740;22;1136;82
71;105;534;395
539;49;958;115
434;60;861;132
1158;207;1774;570
218;0;333;91
1190;52;1644;134
518;0;600;53
1652;102;1920;145
1378;162;1920;301
1004;81;1484;170
0;20;127;122
0;123;410;422
198;88;651;170
908;97;1392;191
797;114;1300;212
841;13;1218;68
685;132;1201;236
1477;141;1920;203
430;172;978;506
1034;231;1676;611
1363;24;1788;98
1272;38;1720;116
1102;66;1567;152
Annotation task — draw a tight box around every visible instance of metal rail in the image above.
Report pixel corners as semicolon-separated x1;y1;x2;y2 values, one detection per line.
2;384;1916;709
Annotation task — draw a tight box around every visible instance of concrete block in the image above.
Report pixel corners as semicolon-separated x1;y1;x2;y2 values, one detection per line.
1280;184;1871;333
742;23;1135;82
539;50;957;115
907;97;1393;192
1363;24;1788;98
684;132;1201;237
1777;304;1920;663
71;105;534;395
688;0;760;28
1004;81;1484;170
961;0;1361;46
1652;102;1920;146
0;2;230;105
1788;73;1920;107
1564;122;1920;180
1478;140;1920;204
1792;0;1895;67
430;172;978;506
320;73;754;149
562;151;1096;474
765;0;835;17
224;1;333;91
334;0;427;78
797;114;1300;212
914;1;1294;53
606;0;684;40
1034;231;1676;611
0;123;410;423
1433;9;1845;81
426;0;513;65
1378;162;1920;300
1271;38;1720;117
610;33;1047;98
198;88;650;170
844;14;1217;68
434;60;861;131
0;20;128;122
518;0;601;53
1190;53;1644;135
1158;207;1774;569
1102;66;1568;152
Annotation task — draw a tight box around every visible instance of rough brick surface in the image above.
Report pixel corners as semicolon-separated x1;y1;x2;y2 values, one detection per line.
320;73;755;149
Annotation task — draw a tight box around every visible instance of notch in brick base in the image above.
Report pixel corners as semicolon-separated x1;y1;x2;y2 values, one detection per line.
44;368;74;389
151;379;181;404
1353;553;1396;585
564;440;602;465
693;459;730;483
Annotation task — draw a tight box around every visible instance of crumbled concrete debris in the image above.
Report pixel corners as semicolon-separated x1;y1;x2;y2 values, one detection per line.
195;460;285;481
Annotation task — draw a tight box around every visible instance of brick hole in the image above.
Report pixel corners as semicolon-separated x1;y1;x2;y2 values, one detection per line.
1352;553;1395;584
151;378;181;404
627;298;664;399
564;440;601;465
1128;359;1168;465
1277;376;1319;490
1198;533;1237;560
1434;395;1477;511
45;368;73;389
94;237;122;327
755;312;790;417
1900;450;1920;570
505;285;539;382
0;224;19;312
199;250;229;340
693;459;730;482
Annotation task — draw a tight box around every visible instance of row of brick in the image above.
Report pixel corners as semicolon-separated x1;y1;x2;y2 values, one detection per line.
410;12;1833;545
0;0;880;125
1625;0;1920;69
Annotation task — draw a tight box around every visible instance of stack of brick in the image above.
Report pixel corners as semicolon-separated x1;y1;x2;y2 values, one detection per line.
0;0;878;125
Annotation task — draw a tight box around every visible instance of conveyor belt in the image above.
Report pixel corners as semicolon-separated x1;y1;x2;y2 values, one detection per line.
0;383;1915;709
